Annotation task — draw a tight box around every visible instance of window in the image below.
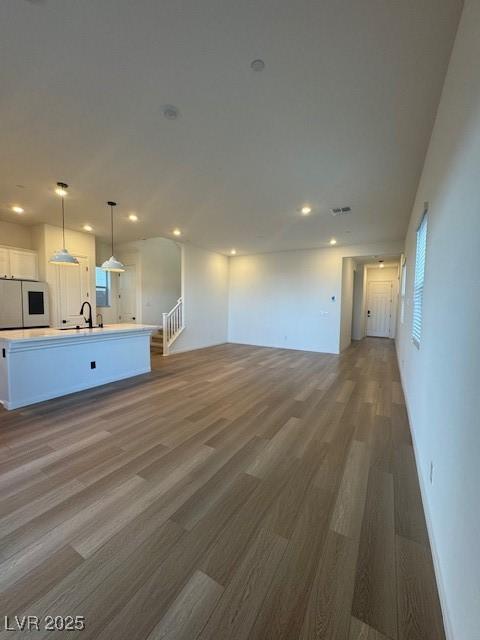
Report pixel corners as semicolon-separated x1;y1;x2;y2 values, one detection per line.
412;211;428;346
96;267;110;307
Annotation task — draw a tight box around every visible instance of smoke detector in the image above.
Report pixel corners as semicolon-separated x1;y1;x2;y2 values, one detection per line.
251;59;265;72
162;105;180;120
330;206;352;216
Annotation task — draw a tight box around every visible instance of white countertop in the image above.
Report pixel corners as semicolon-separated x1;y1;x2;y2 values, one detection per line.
0;323;159;344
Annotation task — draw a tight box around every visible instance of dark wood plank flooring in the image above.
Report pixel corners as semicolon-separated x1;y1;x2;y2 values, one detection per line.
0;339;444;639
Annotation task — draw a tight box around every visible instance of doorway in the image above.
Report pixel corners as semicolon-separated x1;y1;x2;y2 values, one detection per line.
58;256;91;326
366;280;393;337
118;265;137;323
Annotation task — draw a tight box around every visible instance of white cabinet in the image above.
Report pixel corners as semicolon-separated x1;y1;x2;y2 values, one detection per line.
9;249;38;281
57;257;91;326
0;246;38;281
0;248;10;279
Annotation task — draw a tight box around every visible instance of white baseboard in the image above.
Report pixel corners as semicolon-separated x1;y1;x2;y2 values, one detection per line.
394;340;453;640
168;340;228;355
226;339;339;355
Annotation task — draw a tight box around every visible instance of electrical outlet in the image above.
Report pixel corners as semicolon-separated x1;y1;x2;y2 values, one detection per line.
430;461;434;484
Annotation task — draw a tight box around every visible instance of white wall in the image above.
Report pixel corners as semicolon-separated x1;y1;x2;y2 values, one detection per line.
124;238;181;325
0;220;32;249
352;265;367;341
170;244;229;353
96;237;181;326
340;257;356;351
228;242;403;354
396;2;480;638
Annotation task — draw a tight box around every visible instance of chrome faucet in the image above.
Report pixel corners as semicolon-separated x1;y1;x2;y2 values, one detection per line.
79;301;93;329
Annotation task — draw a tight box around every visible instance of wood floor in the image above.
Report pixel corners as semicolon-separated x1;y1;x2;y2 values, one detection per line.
0;339;444;639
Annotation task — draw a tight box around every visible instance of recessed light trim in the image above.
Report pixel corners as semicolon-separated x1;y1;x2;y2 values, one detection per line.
230;249;237;255
128;213;138;222
301;205;312;215
173;228;181;236
83;224;93;232
329;238;337;246
12;206;24;213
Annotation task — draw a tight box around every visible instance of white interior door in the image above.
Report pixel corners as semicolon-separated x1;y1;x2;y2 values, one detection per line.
118;265;137;323
58;256;90;326
366;281;393;337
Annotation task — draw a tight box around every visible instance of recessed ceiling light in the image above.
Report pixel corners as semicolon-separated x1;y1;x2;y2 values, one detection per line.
128;213;138;222
301;205;312;215
12;206;24;213
173;228;181;236
251;59;265;72
230;249;237;255
83;224;93;232
329;238;337;245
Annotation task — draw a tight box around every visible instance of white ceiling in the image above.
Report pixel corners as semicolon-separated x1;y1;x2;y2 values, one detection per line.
0;0;462;255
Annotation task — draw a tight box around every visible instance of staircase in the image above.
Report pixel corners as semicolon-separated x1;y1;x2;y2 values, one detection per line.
150;329;164;355
158;297;184;356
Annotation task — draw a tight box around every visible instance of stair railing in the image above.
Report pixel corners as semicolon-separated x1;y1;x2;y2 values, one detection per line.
162;297;184;355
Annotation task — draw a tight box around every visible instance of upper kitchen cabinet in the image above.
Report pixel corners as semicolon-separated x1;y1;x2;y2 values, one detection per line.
0;246;38;281
0;248;9;278
9;249;38;280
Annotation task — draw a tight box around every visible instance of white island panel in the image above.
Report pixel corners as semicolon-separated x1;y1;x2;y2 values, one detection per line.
0;324;157;410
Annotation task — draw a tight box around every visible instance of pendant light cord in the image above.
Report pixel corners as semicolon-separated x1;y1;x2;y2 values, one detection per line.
62;196;66;248
111;204;114;256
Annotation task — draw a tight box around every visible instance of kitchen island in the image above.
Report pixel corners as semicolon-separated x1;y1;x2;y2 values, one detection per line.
0;323;158;410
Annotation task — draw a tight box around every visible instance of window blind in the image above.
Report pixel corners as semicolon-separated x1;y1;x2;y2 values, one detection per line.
412;212;428;346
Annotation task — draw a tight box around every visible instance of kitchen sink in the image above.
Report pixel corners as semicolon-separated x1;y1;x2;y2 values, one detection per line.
58;325;104;331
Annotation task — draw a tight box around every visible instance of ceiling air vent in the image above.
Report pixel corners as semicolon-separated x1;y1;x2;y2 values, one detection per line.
330;206;351;216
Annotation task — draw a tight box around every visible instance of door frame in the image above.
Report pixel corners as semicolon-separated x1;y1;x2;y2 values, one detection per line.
117;260;142;323
54;254;91;327
366;279;395;338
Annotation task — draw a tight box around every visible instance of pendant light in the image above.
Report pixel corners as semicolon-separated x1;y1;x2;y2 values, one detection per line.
101;201;125;272
49;182;79;266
